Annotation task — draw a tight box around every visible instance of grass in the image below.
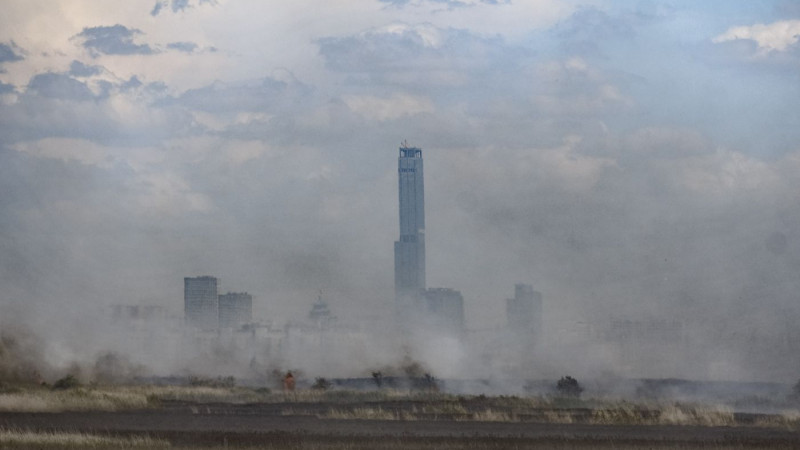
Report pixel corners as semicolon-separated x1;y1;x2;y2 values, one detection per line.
752;409;800;429
0;429;169;449
0;387;151;412
2;383;800;430
0;384;284;412
324;407;404;420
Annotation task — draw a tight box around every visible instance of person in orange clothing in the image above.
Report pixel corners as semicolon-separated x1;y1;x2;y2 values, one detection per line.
283;371;295;392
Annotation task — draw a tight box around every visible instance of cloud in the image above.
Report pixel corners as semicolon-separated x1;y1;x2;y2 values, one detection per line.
531;57;635;116
341;93;434;121
150;1;165;16
68;60;103;77
166;41;198;53
73;25;155;56
379;0;509;8
0;71;197;147
318;23;528;87
0;42;24;63
171;74;313;113
12;138;111;166
150;0;214;16
0;82;14;94
120;75;143;91
713;20;800;53
552;6;641;57
27;73;95;101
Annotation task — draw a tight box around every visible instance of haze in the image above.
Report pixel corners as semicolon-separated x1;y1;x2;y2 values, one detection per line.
1;0;800;385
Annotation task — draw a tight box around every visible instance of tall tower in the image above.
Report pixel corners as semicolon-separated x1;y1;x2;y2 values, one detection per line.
394;142;426;305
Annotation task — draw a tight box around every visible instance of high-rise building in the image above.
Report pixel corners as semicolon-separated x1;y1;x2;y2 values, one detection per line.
308;292;334;328
423;288;464;331
394;142;426;304
218;292;252;329
184;276;218;330
506;283;543;337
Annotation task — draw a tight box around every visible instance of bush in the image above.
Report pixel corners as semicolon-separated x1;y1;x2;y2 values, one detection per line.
412;373;438;392
188;376;236;388
556;376;583;398
52;374;80;390
312;377;331;391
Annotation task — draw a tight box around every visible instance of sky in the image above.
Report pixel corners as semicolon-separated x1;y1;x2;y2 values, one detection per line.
1;0;800;379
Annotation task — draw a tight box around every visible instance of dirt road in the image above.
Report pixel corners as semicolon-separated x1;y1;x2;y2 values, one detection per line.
2;403;799;448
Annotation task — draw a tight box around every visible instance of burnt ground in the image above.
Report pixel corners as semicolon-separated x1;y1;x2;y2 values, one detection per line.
2;402;800;448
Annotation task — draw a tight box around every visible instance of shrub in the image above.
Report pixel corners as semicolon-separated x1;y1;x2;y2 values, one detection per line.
188;376;235;388
556;376;583;398
412;373;438;392
312;377;331;391
52;374;80;390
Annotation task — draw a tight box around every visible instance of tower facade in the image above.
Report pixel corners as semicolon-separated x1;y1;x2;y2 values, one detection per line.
506;283;543;338
184;276;219;330
423;288;464;331
218;292;252;329
394;143;426;304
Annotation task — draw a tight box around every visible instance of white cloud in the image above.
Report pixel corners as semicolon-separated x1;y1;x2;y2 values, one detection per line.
713;20;800;52
377;23;444;48
679;149;779;195
222;139;270;165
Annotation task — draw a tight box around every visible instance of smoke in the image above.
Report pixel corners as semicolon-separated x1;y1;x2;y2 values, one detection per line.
2;2;800;403
93;352;147;384
0;325;49;384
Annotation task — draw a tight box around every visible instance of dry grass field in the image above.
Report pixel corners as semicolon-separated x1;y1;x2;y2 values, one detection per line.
2;382;800;448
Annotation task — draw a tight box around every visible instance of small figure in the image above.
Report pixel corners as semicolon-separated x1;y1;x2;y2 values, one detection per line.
371;371;383;388
283;371;295;392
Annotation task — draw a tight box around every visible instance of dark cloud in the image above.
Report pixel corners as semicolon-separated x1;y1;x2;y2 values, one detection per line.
167;41;198;53
150;1;165;16
0;71;197;146
27;73;95;101
0;42;24;63
68;60;103;77
73;25;155;56
121;75;143;91
171;0;190;12
0;82;14;94
151;0;213;16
